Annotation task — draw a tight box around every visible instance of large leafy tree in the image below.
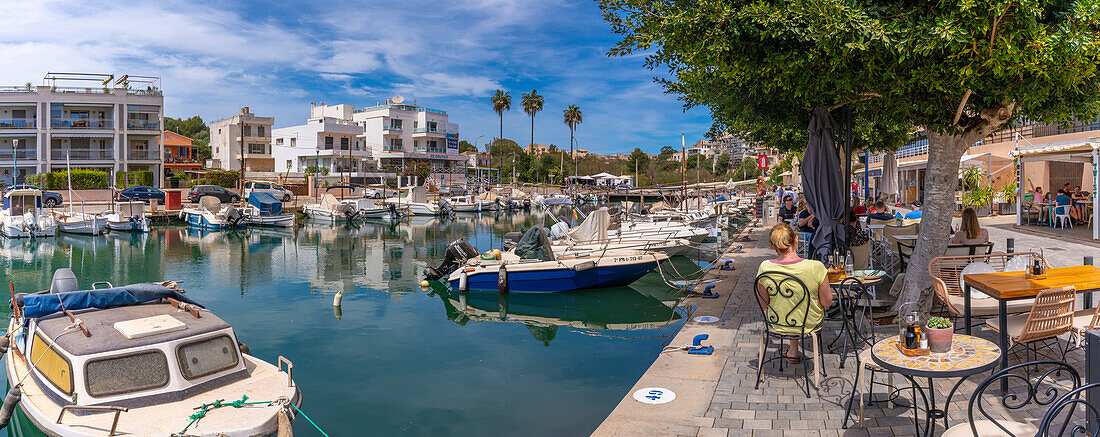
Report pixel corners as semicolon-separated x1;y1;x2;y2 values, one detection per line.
600;0;1100;310
628;147;649;184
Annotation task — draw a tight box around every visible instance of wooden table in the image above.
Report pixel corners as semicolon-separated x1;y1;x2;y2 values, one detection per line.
962;265;1100;373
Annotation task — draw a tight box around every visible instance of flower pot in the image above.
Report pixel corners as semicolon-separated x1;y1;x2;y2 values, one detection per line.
927;327;954;353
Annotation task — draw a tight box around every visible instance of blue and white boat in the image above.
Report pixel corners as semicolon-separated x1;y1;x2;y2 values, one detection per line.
243;192;294;227
1;188;56;238
443;227;667;293
105;201;150;232
180;196;247;229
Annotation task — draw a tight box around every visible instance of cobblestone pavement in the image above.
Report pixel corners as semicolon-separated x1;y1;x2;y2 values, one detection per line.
595;222;1088;437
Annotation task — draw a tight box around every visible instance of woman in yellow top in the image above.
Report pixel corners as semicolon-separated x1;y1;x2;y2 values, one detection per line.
755;223;833;362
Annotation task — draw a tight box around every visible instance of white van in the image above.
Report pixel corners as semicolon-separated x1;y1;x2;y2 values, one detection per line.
243;180;294;202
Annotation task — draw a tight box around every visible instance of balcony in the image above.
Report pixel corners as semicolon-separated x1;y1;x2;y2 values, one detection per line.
413;147;448;153
165;156;198;164
0;119;35;129
51;148;114;160
383;125;402;133
0;149;36;160
412;127;446;134
383;146;404;152
127;120;161;131
52;118;113;129
128;149;160;160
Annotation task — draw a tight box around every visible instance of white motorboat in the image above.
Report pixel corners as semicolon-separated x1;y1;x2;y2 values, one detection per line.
447;195;482;213
3;268;302;436
105;201;150;232
52;210;107;235
180;197;248;229
243;192;295;227
344;198;405;219
536;194;573;206
398;186;442;216
553;209;699;254
1;188;56;238
304;194;361;222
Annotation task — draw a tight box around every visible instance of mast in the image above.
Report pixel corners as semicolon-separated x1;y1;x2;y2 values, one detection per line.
681;133;686;208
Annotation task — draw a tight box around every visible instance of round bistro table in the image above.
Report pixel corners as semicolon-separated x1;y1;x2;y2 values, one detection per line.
870;334;1001;437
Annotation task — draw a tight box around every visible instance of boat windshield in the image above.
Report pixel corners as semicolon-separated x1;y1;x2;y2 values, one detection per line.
86;350;170;397
177;335;239;380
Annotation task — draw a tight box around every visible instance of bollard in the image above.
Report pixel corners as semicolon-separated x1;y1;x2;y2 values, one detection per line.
1089;330;1100;431
1006;238;1014;254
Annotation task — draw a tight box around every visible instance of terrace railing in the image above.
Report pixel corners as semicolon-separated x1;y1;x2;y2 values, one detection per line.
51;118;113;129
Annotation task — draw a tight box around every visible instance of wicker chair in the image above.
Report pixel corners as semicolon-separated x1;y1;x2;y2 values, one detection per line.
985;286;1076;361
929;253;1048;327
1070;302;1100;347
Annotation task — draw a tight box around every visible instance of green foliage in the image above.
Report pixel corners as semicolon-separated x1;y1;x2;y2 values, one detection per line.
999;181;1019;203
926;317;953;330
458;140;477;153
27;169;110;189
166;115;211;161
628;148;649;173
658;145;676;160
115;171;153;188
305;166;330;176
190;170;239;188
713;153;731;175
415;163;430;181
736;156;762;180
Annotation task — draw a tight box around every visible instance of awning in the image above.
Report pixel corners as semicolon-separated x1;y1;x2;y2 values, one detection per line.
960;152;990;163
51;132;114;138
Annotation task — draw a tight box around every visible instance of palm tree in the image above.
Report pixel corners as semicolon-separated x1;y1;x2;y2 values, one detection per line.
522;90;544;150
562;105;583;180
490;89;511;184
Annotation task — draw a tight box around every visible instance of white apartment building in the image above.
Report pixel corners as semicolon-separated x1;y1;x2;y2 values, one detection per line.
309;100;466;185
271;110;368;176
208;107;275;173
0;73;164;186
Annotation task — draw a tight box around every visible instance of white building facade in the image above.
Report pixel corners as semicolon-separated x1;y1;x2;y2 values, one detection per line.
208;107;274;173
0;74;164;186
270;113;368;176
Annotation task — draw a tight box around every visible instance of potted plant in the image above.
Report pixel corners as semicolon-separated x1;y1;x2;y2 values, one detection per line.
926;317;954;353
997;181;1018;214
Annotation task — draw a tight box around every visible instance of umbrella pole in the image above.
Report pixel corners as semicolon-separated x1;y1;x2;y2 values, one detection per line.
843;107;853;255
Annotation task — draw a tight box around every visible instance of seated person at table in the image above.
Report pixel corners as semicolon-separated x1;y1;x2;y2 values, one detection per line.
777;195;796;223
950;207;989;244
1054;188;1081;223
904;201;923;219
756;223;833;362
1073;185;1090;218
851;198;867;215
796;198;819;234
867;201;895;221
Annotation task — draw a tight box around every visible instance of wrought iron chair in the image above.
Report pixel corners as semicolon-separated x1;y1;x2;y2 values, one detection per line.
754;270;825;398
941;360;1081;437
1037;381;1100;436
837;276;898;428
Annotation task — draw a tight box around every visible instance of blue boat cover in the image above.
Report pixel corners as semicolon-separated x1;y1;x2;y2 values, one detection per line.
709;195;727;203
21;283;203;319
248;192;282;215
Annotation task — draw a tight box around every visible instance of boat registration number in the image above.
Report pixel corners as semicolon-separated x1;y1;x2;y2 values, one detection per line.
612;255;646;262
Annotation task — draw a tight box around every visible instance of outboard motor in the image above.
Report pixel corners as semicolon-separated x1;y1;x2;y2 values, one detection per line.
21;212;37;233
388;202;399;218
437;199;455;216
50;268;79;293
501;231;523;251
425;239;480;280
336;203;359;221
226;207;246;226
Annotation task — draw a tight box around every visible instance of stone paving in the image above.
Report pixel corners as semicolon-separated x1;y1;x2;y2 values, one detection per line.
594;220;1090;437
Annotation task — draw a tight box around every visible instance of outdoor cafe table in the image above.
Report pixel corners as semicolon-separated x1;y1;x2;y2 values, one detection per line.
962;265;1100;373
871;334;1001;436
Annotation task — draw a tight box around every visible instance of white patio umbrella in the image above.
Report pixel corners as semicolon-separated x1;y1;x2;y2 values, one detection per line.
881;152;899;201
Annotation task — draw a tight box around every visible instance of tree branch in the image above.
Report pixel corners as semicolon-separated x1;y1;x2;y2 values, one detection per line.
989;5;1012;57
953;89;972;127
828;92;883;110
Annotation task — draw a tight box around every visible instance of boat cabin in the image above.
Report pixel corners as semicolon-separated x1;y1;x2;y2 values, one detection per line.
3;188;42;215
19;299;245;407
114;201;146;218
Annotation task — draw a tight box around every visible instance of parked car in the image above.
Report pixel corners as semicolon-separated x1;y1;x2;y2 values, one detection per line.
438;184;467;196
3;184;63;207
189;185;240;204
243;180;293;202
116;186;166;203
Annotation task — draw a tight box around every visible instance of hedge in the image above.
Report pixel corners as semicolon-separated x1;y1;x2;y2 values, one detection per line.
115;171;153;188
26;169;110;189
188;170;239;188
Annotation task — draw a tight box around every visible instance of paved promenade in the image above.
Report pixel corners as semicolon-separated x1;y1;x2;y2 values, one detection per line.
594;219;1090;437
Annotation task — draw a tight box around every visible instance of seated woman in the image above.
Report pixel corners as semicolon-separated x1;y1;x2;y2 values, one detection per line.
847;209;872;270
756;223;833;362
1054;188;1081;224
950;207;989;245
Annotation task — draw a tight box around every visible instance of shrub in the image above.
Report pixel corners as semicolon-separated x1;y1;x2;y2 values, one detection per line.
115;171;153;188
187;170;239;188
27;169;110;189
926;316;953;329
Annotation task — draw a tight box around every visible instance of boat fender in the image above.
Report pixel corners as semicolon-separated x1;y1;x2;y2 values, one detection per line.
333;291;343;307
237;341;251;356
687;334;714;355
497;265;508;294
0;335;8;354
0;386;21;429
459;271;468;291
277;407;293;437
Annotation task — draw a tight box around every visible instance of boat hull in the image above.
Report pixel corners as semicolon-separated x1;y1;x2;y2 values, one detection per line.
106;218;150;233
183;211;245;230
247;214;295;227
0;222;55;238
56;216;107;235
450;258;659;293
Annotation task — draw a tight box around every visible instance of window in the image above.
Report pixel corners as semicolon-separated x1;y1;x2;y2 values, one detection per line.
276;138;283;145
325;137;334;149
242;125;252;136
258;126;265;137
31;332;73;395
248;143;265;154
12;110;25;119
340;137;349;150
85;350;169;397
290;138;296;147
177;335;240;380
286;160;292;170
390;119;402;129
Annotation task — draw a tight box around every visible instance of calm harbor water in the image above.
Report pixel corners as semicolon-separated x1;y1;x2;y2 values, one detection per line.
0;210;720;436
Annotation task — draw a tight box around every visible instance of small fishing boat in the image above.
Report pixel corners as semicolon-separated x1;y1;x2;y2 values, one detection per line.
345;198;405;219
180;197;248;229
2;268;302;436
446;195;482;213
434;227;667;293
303;194;361;222
1;188;57;238
52;210;107;235
105;201;150;232
536;194;573;206
243;192;295;227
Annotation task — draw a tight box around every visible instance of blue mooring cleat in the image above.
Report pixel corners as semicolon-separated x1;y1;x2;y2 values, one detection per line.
688;334;714;355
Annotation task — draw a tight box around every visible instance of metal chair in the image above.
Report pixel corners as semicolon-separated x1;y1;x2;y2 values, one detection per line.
838;277;898;428
941;360;1081;437
754;270;825;398
1037;381;1100;436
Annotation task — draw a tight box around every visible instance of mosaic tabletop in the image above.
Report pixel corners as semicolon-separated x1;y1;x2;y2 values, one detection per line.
871;334;1001;378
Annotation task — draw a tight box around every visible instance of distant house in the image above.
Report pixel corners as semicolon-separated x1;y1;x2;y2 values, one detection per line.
526;143;549;155
163;131;201;175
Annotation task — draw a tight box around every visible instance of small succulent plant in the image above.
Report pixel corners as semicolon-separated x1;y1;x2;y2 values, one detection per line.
927;316;953;329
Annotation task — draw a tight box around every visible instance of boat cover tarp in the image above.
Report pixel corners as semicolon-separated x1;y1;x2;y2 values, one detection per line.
199;196;222;213
568;209;609;243
20;283;203;319
248;192;283;215
514;226;555;261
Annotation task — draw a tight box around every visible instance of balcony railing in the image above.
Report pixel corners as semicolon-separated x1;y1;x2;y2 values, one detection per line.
128;149;160;160
383;146;404;152
0;149;37;160
165;157;198;164
413;147;447;153
412;127;446;134
52;118;113;129
127;120;160;130
383;125;402;131
0;86;34;93
0;119;35;129
51;149;114;160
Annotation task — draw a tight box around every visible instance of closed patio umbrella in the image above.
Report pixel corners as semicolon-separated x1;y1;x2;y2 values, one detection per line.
881;152;899;201
803;108;846;260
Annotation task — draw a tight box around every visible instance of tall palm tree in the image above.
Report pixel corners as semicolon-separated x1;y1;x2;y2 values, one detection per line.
562;105;583;180
490;89;511;184
522;90;544;149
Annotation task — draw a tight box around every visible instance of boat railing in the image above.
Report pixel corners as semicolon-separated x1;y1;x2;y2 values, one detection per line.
57;405;128;436
278;356;295;387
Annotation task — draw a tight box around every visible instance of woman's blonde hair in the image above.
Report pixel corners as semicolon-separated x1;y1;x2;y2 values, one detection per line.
961;207;980;240
797;198;809;213
769;222;798;253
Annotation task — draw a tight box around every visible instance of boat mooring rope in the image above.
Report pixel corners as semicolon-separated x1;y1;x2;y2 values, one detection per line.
174;395;330;437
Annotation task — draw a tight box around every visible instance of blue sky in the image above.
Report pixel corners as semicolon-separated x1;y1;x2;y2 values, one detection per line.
0;0;712;155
